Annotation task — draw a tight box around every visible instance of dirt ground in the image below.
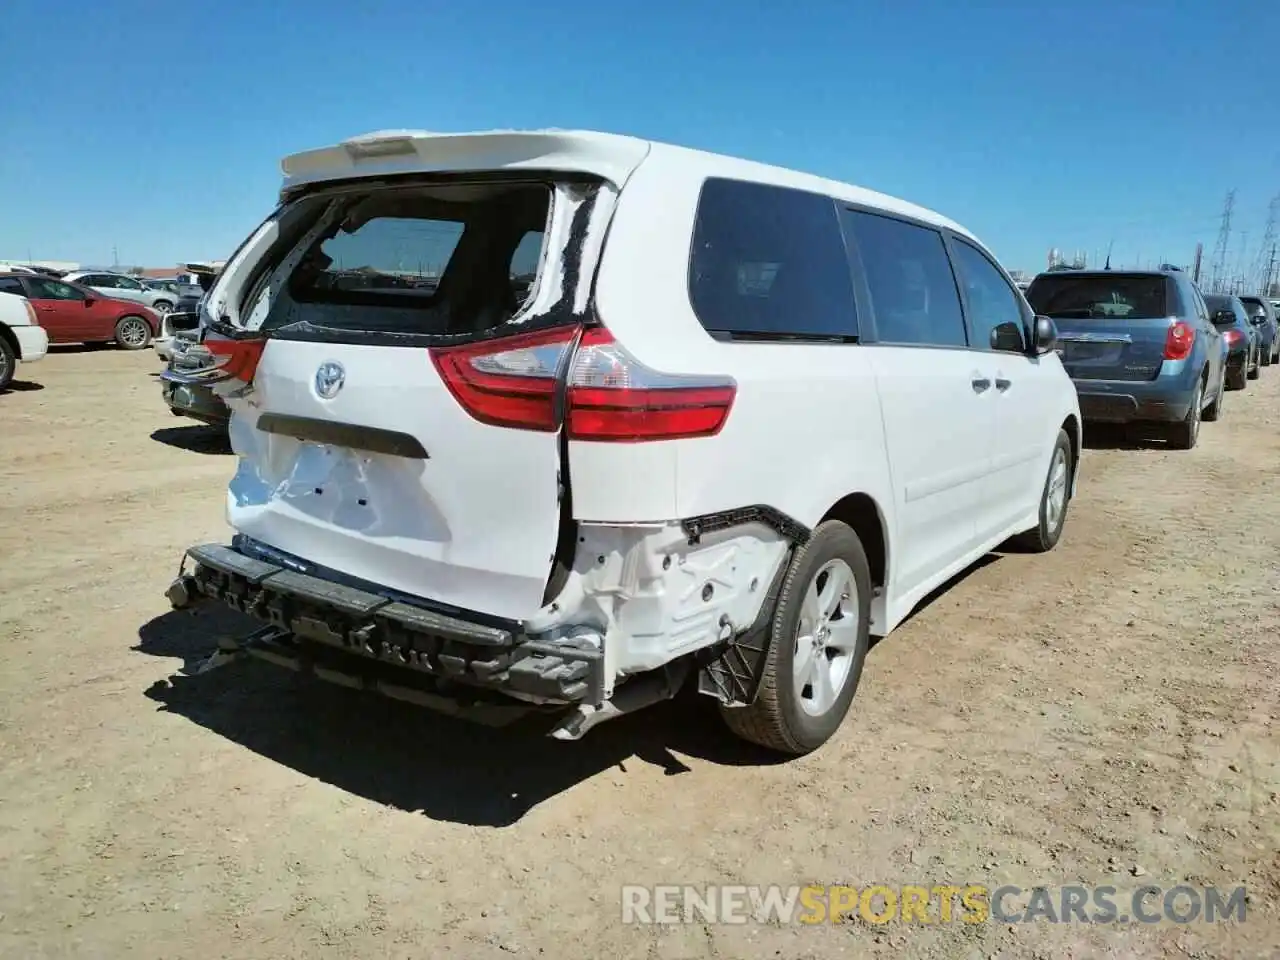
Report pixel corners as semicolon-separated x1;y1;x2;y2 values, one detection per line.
1;347;1277;960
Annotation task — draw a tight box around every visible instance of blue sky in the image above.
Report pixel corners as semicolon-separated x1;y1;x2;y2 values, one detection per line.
1;0;1277;278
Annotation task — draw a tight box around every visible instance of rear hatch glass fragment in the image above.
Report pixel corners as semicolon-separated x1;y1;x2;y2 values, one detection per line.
216;177;611;622
1027;273;1172;381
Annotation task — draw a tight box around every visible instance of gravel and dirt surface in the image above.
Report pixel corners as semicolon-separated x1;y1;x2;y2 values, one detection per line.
1;347;1277;959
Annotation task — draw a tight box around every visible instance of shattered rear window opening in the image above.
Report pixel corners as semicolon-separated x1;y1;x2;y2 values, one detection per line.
259;181;553;339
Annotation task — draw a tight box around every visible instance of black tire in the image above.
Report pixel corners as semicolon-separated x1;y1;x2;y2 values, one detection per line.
719;520;871;755
152;300;173;315
1247;347;1260;380
1227;361;1247;390
1262;347;1272;367
1167;377;1203;450
114;315;152;350
0;334;15;392
1011;428;1073;553
1202;365;1225;422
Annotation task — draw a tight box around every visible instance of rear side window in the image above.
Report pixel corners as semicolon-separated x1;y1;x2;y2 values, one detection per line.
0;278;24;295
1026;274;1168;320
1240;297;1273;319
689;178;858;340
841;210;967;347
1205;296;1247;325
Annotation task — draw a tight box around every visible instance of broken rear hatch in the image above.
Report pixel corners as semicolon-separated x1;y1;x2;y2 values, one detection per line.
195;133;645;622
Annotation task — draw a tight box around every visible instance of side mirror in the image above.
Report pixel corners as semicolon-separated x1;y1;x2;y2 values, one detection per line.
1031;315;1058;355
989;320;1024;353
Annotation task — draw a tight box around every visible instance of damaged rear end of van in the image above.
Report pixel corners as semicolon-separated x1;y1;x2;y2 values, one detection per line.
165;130;787;739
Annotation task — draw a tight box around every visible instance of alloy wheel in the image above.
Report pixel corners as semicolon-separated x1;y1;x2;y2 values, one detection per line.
119;319;149;347
1046;444;1069;533
793;559;860;717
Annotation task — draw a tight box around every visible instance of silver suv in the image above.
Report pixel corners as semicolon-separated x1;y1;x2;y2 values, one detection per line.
62;271;176;315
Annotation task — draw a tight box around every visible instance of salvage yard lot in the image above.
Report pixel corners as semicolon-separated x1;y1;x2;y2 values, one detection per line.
1;348;1278;959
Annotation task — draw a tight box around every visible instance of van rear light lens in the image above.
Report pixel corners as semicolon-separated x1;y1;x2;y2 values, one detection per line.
23;300;39;327
1163;320;1196;361
205;337;267;383
566;327;736;442
432;324;737;441
430;325;577;431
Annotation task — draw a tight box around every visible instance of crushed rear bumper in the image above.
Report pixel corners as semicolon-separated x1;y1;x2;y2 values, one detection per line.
170;543;604;706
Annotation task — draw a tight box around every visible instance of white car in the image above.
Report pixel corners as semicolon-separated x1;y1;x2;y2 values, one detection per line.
62;271;177;315
0;289;49;391
167;129;1082;754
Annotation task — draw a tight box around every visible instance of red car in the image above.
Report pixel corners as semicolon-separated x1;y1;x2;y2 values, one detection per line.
0;273;159;349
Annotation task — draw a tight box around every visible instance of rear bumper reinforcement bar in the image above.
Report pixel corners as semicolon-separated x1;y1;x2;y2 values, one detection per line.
172;543;604;705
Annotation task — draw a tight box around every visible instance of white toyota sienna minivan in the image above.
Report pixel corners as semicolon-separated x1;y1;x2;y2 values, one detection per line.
168;129;1082;755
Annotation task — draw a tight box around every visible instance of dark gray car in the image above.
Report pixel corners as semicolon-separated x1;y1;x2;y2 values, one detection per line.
1204;294;1260;389
1025;267;1227;449
1238;295;1278;366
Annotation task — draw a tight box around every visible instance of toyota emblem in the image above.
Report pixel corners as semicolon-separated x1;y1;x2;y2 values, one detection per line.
314;361;346;399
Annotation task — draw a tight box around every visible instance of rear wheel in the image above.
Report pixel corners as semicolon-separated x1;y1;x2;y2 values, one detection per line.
1011;429;1073;552
1167;378;1202;450
719;520;871;755
1248;346;1260;380
114;316;152;350
0;335;15;391
152;300;174;315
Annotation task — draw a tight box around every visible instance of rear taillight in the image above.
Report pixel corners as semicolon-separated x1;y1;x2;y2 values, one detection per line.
205;337;267;383
430;325;576;431
1222;329;1243;348
23;300;39;327
430;324;737;441
566;327;736;441
1163;320;1196;361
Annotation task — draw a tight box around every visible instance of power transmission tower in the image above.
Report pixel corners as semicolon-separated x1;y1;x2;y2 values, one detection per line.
1253;195;1278;293
1210;190;1235;293
1235;230;1249;293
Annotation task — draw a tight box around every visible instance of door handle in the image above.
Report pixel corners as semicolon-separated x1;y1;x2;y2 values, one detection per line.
971;376;991;393
995;376;1012;391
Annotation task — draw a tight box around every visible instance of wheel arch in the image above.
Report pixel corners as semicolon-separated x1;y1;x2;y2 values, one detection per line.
818;492;889;617
1060;413;1081;496
0;322;20;360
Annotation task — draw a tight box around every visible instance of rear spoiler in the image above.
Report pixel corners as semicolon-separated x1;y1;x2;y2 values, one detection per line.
278;129;652;198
